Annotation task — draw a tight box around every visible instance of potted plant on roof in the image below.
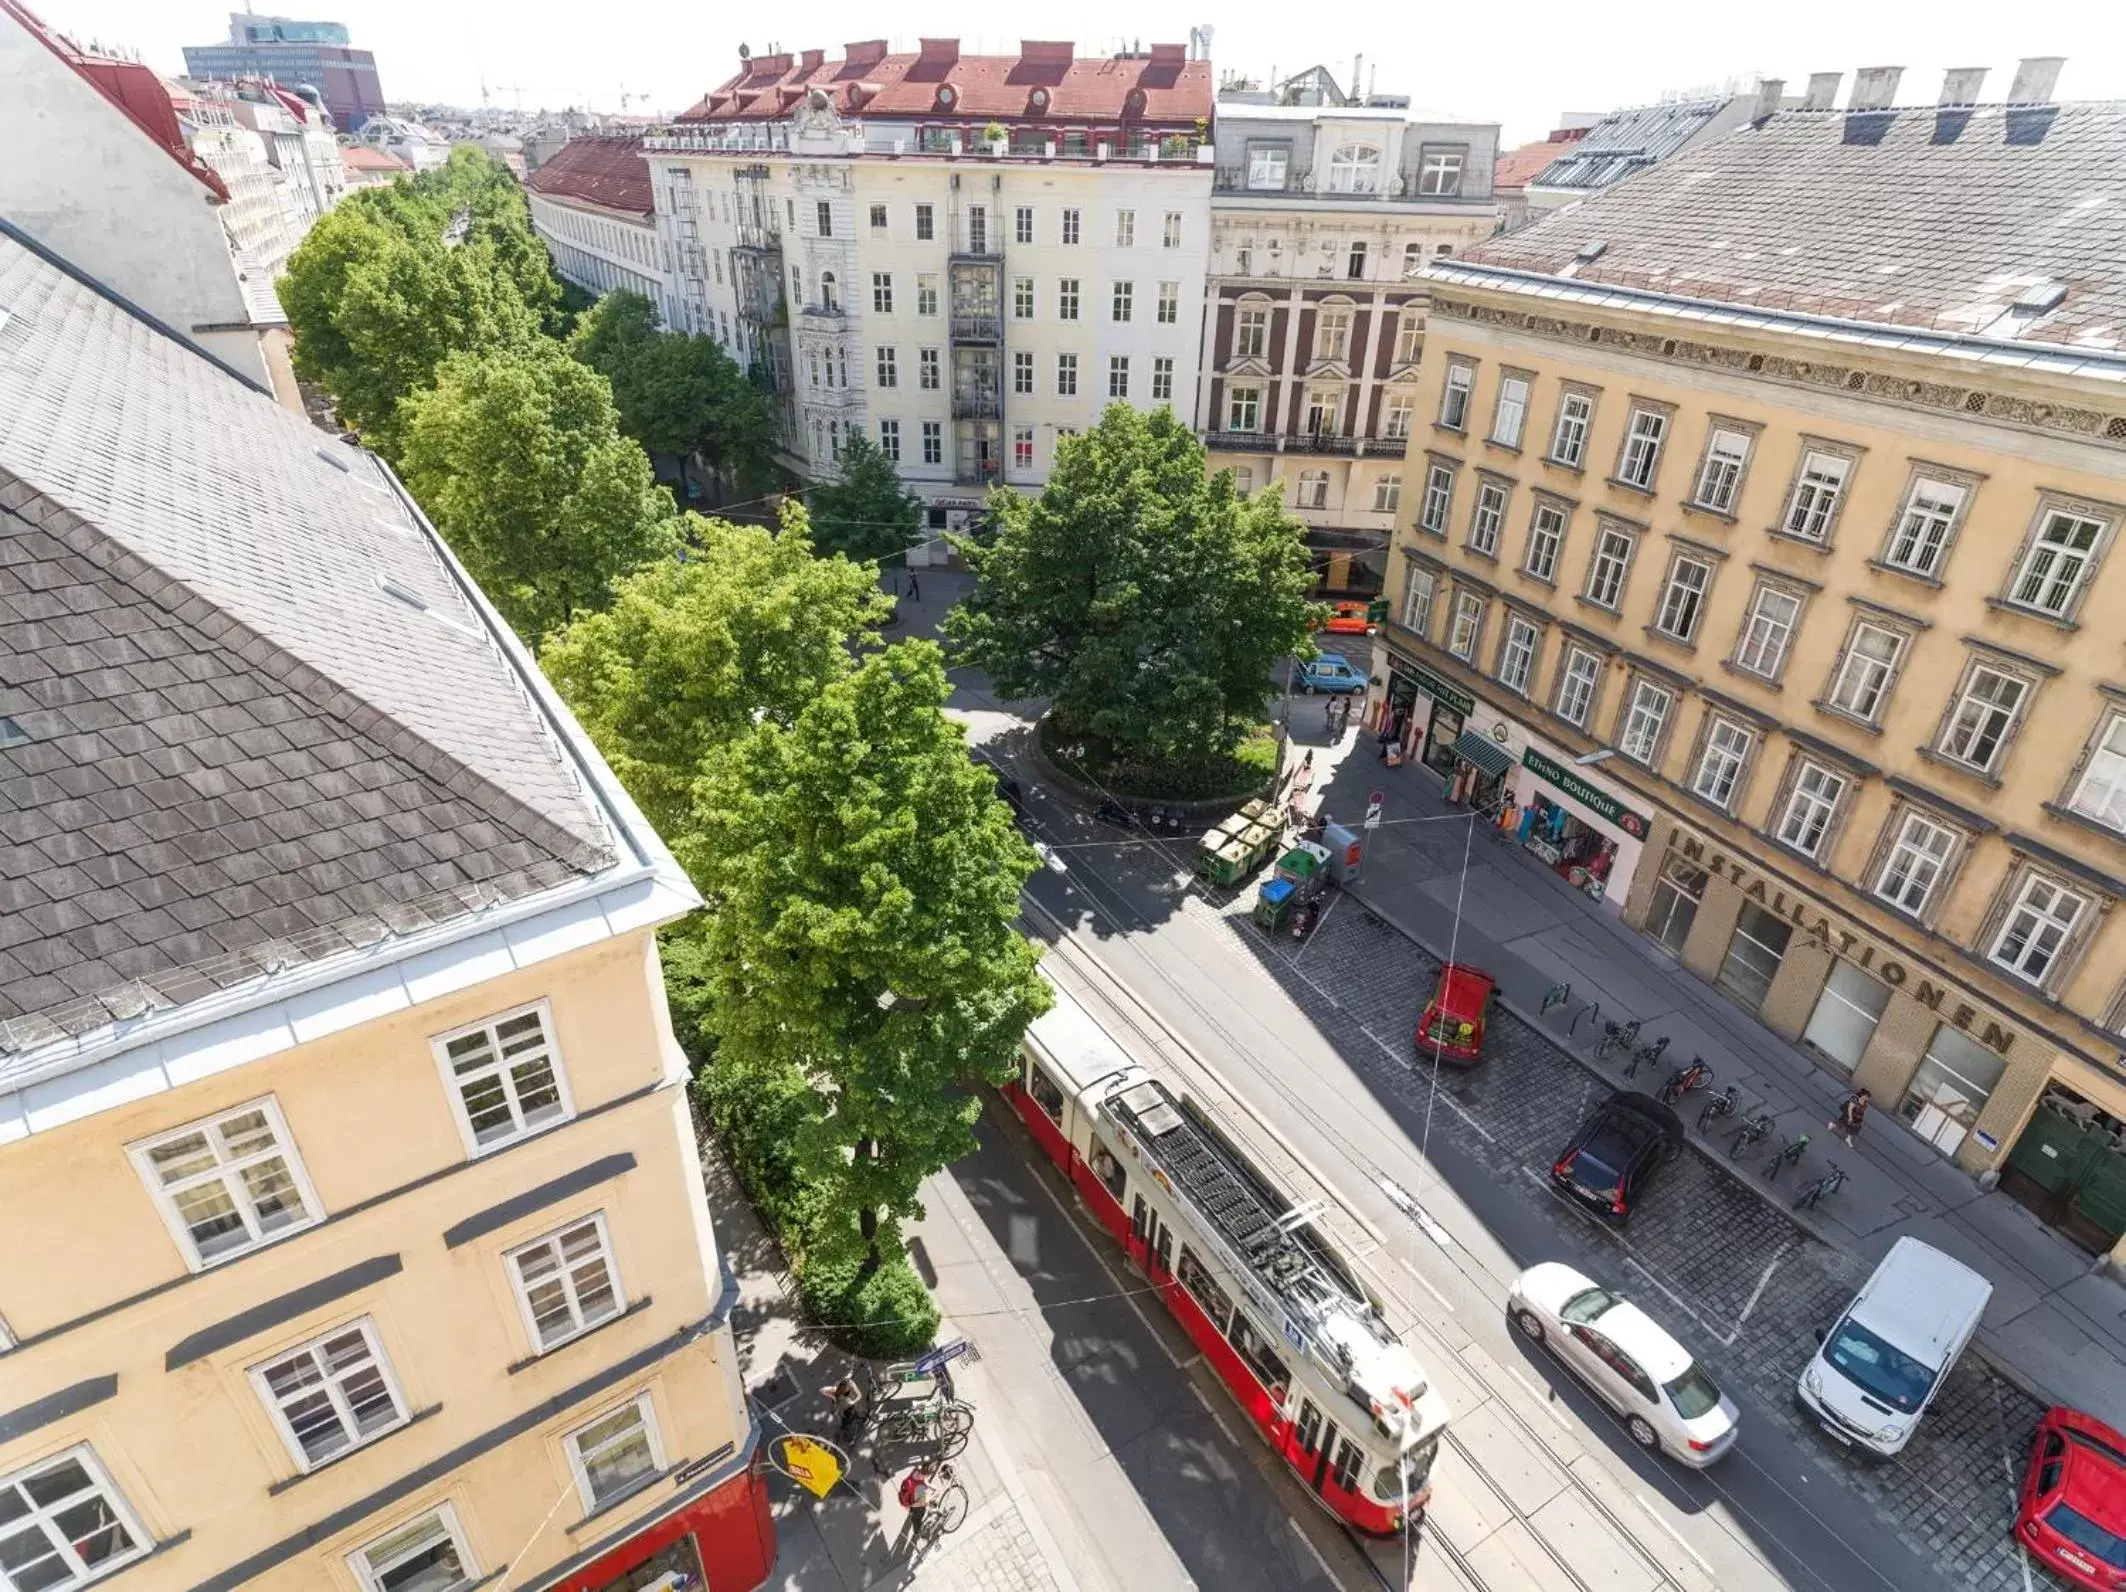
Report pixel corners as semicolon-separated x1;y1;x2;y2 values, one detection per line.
983;120;1008;156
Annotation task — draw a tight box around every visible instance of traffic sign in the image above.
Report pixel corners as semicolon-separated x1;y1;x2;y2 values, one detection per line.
1365;790;1384;829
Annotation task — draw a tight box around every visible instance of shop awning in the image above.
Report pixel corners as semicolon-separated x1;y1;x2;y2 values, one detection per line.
1452;731;1514;779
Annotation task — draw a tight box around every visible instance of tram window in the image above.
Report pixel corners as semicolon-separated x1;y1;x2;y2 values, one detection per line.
1175;1246;1233;1333
1027;1063;1066;1122
1153;1223;1172;1273
1131;1195;1149;1240
1331;1437;1364;1494
1296;1399;1323;1457
1090;1145;1127;1200
1226;1312;1291;1398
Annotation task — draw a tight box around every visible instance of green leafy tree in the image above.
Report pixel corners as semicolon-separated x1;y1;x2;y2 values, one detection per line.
539;507;887;838
397;342;675;642
682;641;1050;1268
948;403;1319;766
808;434;923;562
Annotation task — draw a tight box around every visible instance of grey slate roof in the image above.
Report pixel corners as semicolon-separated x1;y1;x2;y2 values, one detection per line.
1528;98;1734;194
0;232;617;1049
1466;102;2126;352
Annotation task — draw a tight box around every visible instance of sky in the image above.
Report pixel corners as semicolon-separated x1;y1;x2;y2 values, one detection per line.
36;0;2125;146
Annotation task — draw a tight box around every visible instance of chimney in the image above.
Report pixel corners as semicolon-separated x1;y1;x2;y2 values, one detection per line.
2008;56;2065;104
1939;67;1987;106
1020;40;1074;65
1802;71;1842;111
844;39;889;68
916;37;960;67
798;49;823;75
1849;66;1903;111
1751;77;1785;120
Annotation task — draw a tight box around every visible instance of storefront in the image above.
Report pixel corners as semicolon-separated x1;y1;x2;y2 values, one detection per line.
2003;1079;2126;1258
1378;654;1473;777
547;1448;776;1592
1506;747;1650;910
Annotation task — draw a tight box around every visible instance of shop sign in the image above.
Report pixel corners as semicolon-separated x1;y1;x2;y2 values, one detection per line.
1390;657;1473;716
1522;749;1650;839
1664;826;2017;1057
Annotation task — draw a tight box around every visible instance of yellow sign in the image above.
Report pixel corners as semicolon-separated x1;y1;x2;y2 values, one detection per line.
776;1435;841;1498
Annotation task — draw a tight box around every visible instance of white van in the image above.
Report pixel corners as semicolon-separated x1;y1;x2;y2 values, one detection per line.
1796;1236;1991;1457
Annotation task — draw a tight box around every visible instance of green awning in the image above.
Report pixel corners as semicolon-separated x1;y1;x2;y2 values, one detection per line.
1452;731;1513;779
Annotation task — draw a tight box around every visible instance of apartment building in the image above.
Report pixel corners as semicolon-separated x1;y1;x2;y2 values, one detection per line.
647;37;1213;535
526;135;674;320
1375;62;2126;1259
0;235;773;1592
1198;82;1498;598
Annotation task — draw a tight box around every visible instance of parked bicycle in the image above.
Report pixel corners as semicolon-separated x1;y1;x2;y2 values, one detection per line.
1658;1058;1712;1107
1595;1017;1643;1062
914;1460;969;1547
1765;1132;1811;1181
1624;1034;1671;1081
1541;982;1572;1016
874;1390;975;1456
1697;1085;1741;1135
1569;999;1601;1037
1729;1111;1774;1160
1793;1164;1848;1212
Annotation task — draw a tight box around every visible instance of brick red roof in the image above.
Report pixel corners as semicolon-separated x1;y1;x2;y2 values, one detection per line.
526;134;653;218
680;39;1211;126
1494;128;1588;190
340;144;410;172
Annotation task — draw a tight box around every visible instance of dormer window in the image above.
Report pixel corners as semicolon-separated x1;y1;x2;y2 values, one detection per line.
1326;143;1382;195
1246;143;1288;190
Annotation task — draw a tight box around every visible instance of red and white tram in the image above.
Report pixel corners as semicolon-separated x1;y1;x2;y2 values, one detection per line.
1004;981;1450;1536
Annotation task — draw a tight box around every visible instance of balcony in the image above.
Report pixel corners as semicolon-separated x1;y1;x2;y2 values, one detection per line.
950;314;1001;344
1289;433;1360;455
955;457;1002;488
950;244;1005;263
1205;431;1269;452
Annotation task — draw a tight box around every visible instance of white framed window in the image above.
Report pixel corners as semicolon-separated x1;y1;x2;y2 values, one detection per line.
251;1319;409;1470
1584;527;1634;608
1383;394;1414;440
1498;617;1539;693
913;348;941;391
1372;474;1402;514
567;1393;665;1511
916;275;939;316
508;1214;624;1352
1827;623;1903;721
433;1003;572;1155
1157;281;1179;324
868;202;888;231
1163;211;1182;248
1556;648;1601;727
1778;763;1845;857
1782;451;1851;541
1012;350;1033;395
922;421;943;465
1468;481;1506;554
1111;281;1134;323
1693;428;1751;513
1230;466;1253;494
1448;592;1484;660
1876;813;1957;914
1234;306;1268;358
1057;278;1079;320
1059;206;1080;244
878;418;900;463
1393;314;1422;366
1885;477;1966;576
1235;245;1253;275
874;347;898;388
1325;142;1383;194
1620;681;1672;764
1490;375;1529;448
1549;391;1592;467
1990;876;2088;985
1692;718;1753;808
1417;146;1465;195
1114;208;1135;247
1012;277;1033;319
1107;355;1130;399
131;1098;322;1269
350;1506;476;1592
1227;386;1259;431
1940;665;2027;773
2069;714;2126;833
1315;308;1352;362
2009;509;2107;617
870;272;893;314
1402;241;1422;277
1296;469;1329;510
1003;204;1027;245
1013;425;1034;470
1246;144;1289;190
1617;407;1668;489
1654;556;1711;641
1419;463;1455;535
0;1447;151;1592
1734;585;1802;679
818;272;839;312
1304;389;1341;438
1401;568;1436;635
1440;363;1473;430
1524;502;1565;581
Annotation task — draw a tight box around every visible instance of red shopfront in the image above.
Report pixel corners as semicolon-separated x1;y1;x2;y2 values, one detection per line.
545;1443;776;1592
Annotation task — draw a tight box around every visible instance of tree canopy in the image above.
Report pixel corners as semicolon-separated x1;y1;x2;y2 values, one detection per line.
807;434;924;563
397;341;675;643
947;403;1319;764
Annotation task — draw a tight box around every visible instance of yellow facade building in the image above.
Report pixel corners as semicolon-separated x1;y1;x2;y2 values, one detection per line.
1375;70;2126;1262
0;236;772;1591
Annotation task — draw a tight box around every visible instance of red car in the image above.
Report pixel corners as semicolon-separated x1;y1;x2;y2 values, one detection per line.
1414;963;1497;1066
2017;1407;2126;1589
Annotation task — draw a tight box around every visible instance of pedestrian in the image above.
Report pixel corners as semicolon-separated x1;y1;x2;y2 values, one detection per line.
895;1461;936;1555
1326;697;1338;733
907;571;921;601
824;1372;865;1446
1831;1086;1871;1147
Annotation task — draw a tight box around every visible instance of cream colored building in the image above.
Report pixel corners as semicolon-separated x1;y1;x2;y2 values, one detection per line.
0;233;772;1592
1376;66;2126;1261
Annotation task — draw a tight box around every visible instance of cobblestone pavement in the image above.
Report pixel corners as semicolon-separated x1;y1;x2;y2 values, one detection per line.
913;1499;1064;1592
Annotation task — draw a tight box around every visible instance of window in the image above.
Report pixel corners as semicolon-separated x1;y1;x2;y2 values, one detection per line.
815;200;832;237
1156;281;1179;324
1617;408;1668;489
568;1395;664;1510
1693;428;1751;513
1175;1247;1233;1333
1648;859;1706;954
1778;763;1845;856
1524;502;1565;581
253;1320;408;1469
871;272;893;314
1013;425;1034;470
913;203;934;241
1114;209;1135;247
1782;450;1851;541
1058;278;1079;320
1392;313;1421;366
1163;211;1182;248
879;418;901;462
1056;354;1079;398
1448;591;1483;660
1419;463;1455;535
1734;585;1802;678
1111;281;1134;322
1013;350;1034;395
1227;385;1259;430
1372;474;1401;514
1693;718;1753;808
1826;623;1903;721
922;421;943;465
1060;207;1081;245
1108;355;1130;399
2010;508;2107;617
132;1098;320;1268
1876;813;1957;914
1295;470;1329;510
1440;362;1473;430
1654;556;1712;642
1315;308;1351;362
916;274;939;316
1230;466;1253;494
1498;617;1539;693
1014;205;1034;246
1490;374;1529;448
1620;681;1672;764
1719;901;1792;1010
1940;665;2027;772
875;346;898;388
2069;714;2126;832
1247;143;1289;190
1584;527;1634;608
1235;245;1253;274
0;1447;150;1592
1235;306;1268;358
1225;1311;1291;1395
818;272;839;312
1383;394;1414;440
918;348;940;390
432;1004;571;1154
1991;875;2088;985
1902;1024;2008;1158
1556;648;1601;727
1549;391;1593;467
1010;276;1033;320
963;204;988;254
1884;477;1966;576
508;1214;623;1351
869;202;888;231
1326;142;1382;194
1804;962;1891;1073
1417;146;1465;195
1346;241;1368;280
1402;568;1436;635
351;1508;475;1592
1152;357;1174;403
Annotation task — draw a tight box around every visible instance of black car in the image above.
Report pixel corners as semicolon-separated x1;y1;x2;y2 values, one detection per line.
1550;1091;1684;1224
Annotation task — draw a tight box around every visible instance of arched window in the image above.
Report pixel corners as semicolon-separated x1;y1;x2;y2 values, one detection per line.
1326;143;1382;195
821;271;840;311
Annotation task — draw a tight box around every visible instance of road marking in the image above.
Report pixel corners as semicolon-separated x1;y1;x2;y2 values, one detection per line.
1190;1381;1245;1447
1019;1136;1191;1369
1286;1514;1338;1587
1633;1491;1717;1579
1622;1255;1724;1343
1732;1240;1791;1338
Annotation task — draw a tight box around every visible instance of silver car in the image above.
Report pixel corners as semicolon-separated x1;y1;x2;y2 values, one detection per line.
1508;1262;1740;1466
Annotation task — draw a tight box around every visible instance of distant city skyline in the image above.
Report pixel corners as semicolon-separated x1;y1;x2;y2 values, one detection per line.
33;0;2121;144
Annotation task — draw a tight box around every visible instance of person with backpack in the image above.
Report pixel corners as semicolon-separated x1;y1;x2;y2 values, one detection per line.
895;1461;937;1554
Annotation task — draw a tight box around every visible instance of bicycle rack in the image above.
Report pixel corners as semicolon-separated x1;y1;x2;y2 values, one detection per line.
1541;981;1571;1016
1569;999;1599;1036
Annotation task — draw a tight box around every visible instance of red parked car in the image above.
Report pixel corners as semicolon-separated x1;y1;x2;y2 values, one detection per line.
2016;1407;2126;1589
1414;963;1498;1066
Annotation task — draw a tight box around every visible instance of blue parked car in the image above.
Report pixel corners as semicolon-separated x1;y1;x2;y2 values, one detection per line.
1298;653;1367;694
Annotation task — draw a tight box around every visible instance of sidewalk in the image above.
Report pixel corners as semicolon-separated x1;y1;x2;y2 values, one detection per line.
1305;726;2126;1433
